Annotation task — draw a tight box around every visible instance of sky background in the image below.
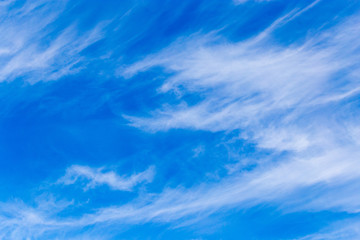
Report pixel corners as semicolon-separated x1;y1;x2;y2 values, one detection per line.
1;0;360;239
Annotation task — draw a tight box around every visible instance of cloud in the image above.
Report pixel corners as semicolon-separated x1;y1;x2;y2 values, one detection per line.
298;218;360;240
70;143;360;225
233;0;272;5
0;1;359;239
58;165;155;191
0;196;74;239
109;3;360;235
0;0;108;83
1;142;360;239
108;10;360;233
122;16;360;133
121;7;360;162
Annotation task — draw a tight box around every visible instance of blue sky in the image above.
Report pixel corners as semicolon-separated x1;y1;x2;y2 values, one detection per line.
1;0;360;239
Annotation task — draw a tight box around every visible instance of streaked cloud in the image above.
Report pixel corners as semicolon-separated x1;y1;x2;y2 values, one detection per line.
0;0;359;239
0;0;108;83
298;218;360;240
122;14;360;134
58;165;155;191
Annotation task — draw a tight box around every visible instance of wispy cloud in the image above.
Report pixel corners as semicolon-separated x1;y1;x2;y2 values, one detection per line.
298;218;360;240
14;4;356;236
0;196;74;239
0;1;359;239
233;0;272;5
58;165;155;191
1;144;360;238
0;0;108;83
114;1;360;234
70;145;360;225
122;14;360;134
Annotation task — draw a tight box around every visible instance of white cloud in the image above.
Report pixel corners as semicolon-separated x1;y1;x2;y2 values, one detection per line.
0;0;108;83
111;11;360;227
1;143;360;238
298;218;360;240
58;165;155;191
0;2;359;239
0;196;74;239
114;3;360;233
122;24;359;133
233;0;272;5
121;10;360;159
75;145;360;225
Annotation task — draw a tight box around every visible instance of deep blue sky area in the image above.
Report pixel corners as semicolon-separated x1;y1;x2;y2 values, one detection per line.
0;0;360;239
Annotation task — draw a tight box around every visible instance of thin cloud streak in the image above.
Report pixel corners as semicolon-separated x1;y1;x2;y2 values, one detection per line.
0;0;108;83
0;1;359;239
122;15;360;133
1;143;360;238
58;165;155;191
298;218;360;240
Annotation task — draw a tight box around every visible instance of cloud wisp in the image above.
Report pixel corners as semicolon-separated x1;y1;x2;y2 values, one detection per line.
1;144;360;238
298;218;360;240
0;0;108;83
0;0;360;239
58;165;155;191
122;14;360;134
